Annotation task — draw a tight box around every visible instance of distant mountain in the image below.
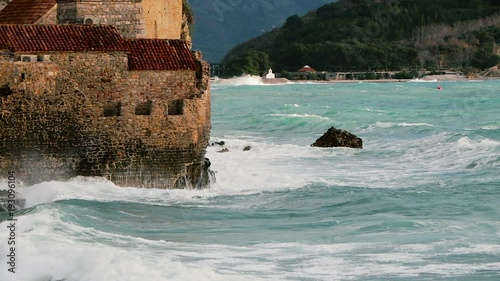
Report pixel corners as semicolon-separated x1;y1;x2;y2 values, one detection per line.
189;0;335;63
0;0;333;63
222;0;500;76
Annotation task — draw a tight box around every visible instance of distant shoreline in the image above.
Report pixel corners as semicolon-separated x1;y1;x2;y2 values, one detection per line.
212;74;498;86
288;74;491;84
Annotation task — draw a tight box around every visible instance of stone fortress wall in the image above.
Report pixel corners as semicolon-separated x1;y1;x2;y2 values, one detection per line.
57;0;183;39
0;47;211;188
0;0;212;189
143;0;182;39
57;0;147;38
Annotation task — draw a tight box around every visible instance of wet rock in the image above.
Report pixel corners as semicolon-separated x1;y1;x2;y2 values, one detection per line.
0;190;26;212
211;141;225;146
243;146;251;151
311;127;363;149
175;158;215;189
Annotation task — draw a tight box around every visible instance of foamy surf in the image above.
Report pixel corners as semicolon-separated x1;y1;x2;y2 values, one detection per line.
18;177;219;209
1;81;499;281
212;75;265;86
268;113;330;120
211;75;292;87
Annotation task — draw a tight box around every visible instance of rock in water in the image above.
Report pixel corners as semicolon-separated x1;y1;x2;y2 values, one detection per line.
311;127;363;149
0;190;26;212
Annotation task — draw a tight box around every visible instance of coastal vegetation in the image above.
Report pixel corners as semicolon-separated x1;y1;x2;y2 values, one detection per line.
188;0;332;63
222;0;500;77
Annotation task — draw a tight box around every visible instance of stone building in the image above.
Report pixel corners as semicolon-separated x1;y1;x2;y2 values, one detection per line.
0;0;188;40
0;0;212;188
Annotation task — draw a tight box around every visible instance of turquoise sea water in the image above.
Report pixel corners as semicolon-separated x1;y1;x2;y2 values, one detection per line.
1;80;499;280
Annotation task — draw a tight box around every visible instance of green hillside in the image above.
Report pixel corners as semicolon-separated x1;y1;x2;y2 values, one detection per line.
222;0;500;76
189;0;334;63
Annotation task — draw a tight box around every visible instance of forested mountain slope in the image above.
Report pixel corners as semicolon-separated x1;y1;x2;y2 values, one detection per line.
222;0;500;76
189;0;334;63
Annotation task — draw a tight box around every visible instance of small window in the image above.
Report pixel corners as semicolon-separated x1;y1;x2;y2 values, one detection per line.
0;86;13;98
85;18;93;25
103;102;121;117
135;100;152;115
168;99;184;115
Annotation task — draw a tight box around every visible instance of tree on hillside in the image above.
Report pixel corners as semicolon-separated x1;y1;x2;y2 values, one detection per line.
224;50;271;76
222;0;500;75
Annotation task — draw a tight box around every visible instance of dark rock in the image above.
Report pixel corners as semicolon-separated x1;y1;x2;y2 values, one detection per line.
175;158;215;189
0;190;26;212
243;146;251;151
311;127;363;149
217;148;229;153
213;141;225;146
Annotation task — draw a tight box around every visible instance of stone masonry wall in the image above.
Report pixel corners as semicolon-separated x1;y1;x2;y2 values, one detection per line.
0;51;211;188
181;9;192;48
142;0;182;39
57;0;146;39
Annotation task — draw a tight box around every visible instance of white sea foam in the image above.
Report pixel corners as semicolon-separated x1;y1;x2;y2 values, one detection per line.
5;208;498;281
1;82;499;281
374;121;435;128
409;78;439;82
212;75;265;86
268;113;330;120
206;139;319;195
0;209;235;281
480;125;499;130
456;136;500;150
13;131;498;210
19;177;217;208
211;75;291;87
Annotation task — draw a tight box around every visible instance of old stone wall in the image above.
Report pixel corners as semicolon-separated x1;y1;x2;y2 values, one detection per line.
57;0;146;39
0;51;211;188
142;0;182;39
181;9;192;48
57;0;184;40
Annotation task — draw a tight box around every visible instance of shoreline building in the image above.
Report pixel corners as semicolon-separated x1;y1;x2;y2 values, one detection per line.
0;0;212;189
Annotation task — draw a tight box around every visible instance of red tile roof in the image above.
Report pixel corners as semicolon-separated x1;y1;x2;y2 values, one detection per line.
0;0;56;24
0;25;198;71
297;65;317;72
0;24;127;52
127;39;198;71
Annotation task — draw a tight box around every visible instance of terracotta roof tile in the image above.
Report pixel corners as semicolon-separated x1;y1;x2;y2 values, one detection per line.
0;0;56;24
0;24;127;52
0;24;197;71
127;39;198;71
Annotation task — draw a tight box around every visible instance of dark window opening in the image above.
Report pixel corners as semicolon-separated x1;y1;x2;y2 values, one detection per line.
0;86;13;98
135;100;152;115
103;102;121;117
168;99;184;115
20;73;26;81
85;18;93;25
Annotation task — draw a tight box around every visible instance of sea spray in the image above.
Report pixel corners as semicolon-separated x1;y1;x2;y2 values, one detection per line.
0;81;499;280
